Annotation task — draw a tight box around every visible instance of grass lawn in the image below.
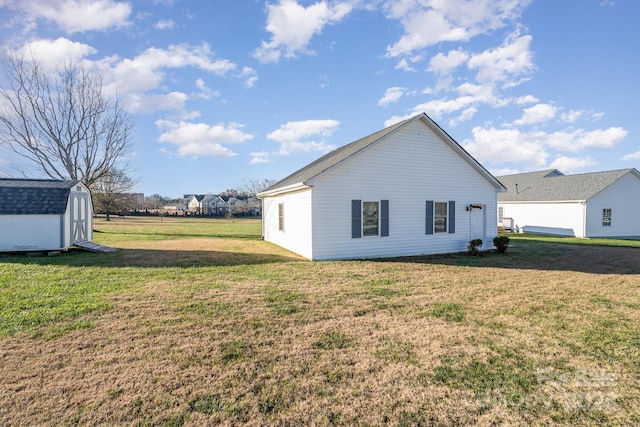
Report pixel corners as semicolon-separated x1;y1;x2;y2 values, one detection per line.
0;217;639;426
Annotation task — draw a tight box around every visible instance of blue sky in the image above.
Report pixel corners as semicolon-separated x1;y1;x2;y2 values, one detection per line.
0;0;638;197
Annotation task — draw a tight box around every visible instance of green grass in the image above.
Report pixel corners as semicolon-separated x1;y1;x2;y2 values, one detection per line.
1;219;639;426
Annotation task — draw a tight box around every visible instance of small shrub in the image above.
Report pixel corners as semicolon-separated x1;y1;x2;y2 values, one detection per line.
493;235;510;253
467;239;483;256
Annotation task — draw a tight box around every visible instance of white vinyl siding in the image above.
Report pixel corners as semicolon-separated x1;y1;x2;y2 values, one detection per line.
262;189;312;259
586;172;640;238
498;202;586;237
309;120;498;260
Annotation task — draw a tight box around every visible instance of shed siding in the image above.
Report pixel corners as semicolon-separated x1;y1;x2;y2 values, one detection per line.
309;120;498;260
0;215;64;251
498;202;585;237
586;173;640;238
262;189;312;259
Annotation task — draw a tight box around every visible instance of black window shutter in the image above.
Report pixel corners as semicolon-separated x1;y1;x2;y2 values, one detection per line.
425;200;434;235
381;200;389;237
448;201;455;234
352;200;361;238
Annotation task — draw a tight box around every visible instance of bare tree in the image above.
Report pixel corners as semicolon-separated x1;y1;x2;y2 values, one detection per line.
0;51;133;188
91;168;137;221
238;178;277;198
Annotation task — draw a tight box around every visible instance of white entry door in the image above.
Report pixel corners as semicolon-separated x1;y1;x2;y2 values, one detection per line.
469;206;485;244
71;192;90;243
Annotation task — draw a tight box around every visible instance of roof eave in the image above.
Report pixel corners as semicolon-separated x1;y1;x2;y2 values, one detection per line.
257;182;311;198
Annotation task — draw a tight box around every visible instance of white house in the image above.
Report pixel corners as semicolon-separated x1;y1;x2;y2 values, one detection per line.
258;113;506;260
0;179;93;252
497;168;640;238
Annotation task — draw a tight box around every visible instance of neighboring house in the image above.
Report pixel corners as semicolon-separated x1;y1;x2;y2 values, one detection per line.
0;179;93;252
497;168;640;238
183;194;261;216
186;194;206;213
258;113;505;260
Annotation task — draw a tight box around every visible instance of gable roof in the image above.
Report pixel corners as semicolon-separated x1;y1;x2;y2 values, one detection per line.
259;113;505;197
0;179;80;215
497;168;640;202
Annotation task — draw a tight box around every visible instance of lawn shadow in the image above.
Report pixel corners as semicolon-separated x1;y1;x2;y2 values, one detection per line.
376;242;640;275
0;247;306;268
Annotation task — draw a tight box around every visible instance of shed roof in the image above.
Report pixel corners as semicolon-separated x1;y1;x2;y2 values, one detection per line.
497;169;640;202
0;179;80;215
259;113;505;196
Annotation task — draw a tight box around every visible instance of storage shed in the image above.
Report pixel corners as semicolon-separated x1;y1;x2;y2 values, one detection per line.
258;113;505;260
0;179;93;252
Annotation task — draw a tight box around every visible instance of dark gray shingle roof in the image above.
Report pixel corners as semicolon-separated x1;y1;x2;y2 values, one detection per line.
0;179;79;214
261;113;504;195
497;169;638;202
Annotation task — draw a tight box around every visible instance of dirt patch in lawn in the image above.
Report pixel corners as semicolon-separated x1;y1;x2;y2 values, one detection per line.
1;241;639;426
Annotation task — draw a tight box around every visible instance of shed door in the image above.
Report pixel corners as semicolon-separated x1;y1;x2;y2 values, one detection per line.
71;192;90;243
469;206;485;245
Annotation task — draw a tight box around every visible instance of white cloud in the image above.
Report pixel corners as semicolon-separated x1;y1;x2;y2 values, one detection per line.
467;32;534;85
622;151;640;161
156;120;254;158
194;78;220;100
464;125;628;169
464;126;549;167
549;155;595;172
14;0;131;33
239;66;258;89
129;92;188;113
514;95;539;105
560;110;583;123
94;43;237;112
428;49;469;75
378;87;406;106
514;103;557;125
384;0;532;57
155;19;176;30
545;127;628;152
395;58;416;72
250;151;273;164
253;0;352;63
19;37;97;70
267;119;339;155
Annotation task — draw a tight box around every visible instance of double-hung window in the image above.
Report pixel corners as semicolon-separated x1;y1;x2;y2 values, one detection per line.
362;201;379;236
602;208;612;227
426;200;455;235
434;202;448;233
278;203;285;231
351;200;389;238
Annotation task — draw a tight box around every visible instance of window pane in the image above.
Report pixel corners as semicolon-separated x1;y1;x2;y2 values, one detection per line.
363;201;379;236
278;203;284;231
602;208;611;226
435;202;447;233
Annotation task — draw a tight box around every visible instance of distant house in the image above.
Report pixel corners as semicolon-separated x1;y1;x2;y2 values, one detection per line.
185;194;206;214
497;168;640;238
258;113;505;260
0;179;93;252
